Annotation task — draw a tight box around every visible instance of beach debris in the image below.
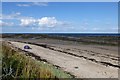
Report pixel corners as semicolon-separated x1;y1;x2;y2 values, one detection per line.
74;66;79;69
24;45;31;49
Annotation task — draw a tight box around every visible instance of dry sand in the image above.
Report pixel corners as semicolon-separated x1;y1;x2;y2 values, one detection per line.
9;41;119;78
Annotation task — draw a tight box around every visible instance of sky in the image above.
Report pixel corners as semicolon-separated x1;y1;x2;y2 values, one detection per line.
1;2;118;33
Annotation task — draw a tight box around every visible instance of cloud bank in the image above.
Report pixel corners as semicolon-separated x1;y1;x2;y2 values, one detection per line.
2;12;70;28
20;17;68;28
17;2;48;7
0;20;14;27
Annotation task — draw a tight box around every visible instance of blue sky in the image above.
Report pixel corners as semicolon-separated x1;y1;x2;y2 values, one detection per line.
1;2;118;33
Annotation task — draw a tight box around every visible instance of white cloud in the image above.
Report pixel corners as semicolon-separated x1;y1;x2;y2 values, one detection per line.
19;17;69;28
92;28;100;31
111;27;118;30
20;18;36;27
38;17;58;27
1;12;21;19
2;12;35;21
0;20;14;27
17;3;29;7
33;2;48;6
15;12;21;15
17;2;48;7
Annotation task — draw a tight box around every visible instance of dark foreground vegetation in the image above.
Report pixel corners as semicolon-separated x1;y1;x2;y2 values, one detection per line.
2;33;119;46
1;42;73;79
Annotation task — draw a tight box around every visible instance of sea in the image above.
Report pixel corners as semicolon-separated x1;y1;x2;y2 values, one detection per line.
45;33;119;37
3;33;119;38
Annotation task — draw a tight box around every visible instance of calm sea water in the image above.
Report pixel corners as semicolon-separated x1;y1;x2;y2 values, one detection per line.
4;33;119;38
46;33;119;37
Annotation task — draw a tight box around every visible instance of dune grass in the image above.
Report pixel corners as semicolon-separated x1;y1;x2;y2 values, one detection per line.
2;42;73;79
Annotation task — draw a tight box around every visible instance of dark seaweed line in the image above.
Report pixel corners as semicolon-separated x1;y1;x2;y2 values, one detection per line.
57;47;118;61
73;48;119;59
47;47;120;69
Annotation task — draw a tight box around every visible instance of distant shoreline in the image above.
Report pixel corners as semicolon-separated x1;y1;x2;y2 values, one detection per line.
1;33;119;36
